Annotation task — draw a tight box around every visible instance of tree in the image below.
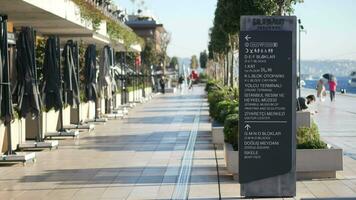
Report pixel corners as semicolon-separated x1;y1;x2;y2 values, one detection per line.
208;0;303;85
158;31;171;73
169;57;179;70
199;51;208;69
190;55;198;69
141;39;158;68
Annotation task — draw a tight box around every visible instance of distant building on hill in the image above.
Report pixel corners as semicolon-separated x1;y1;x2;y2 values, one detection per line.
125;13;166;53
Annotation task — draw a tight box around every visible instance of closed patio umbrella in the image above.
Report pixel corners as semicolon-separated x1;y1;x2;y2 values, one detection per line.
43;38;79;137
42;36;62;111
84;45;107;122
0;17;3;118
13;27;42;119
84;44;97;102
13;27;42;142
98;45;112;100
61;42;94;131
109;47;117;94
62;40;80;108
0;15;14;155
0;18;36;162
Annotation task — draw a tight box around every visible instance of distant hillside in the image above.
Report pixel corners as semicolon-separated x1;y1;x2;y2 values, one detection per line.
301;60;356;77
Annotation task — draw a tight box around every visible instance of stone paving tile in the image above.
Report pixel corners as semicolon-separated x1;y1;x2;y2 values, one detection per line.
101;185;134;199
155;184;175;199
126;185;160;199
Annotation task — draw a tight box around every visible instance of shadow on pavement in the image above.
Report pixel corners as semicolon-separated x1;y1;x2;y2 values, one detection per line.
80;131;213;152
17;166;232;185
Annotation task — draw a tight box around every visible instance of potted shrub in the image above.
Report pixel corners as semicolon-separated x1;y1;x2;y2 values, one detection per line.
296;122;343;180
211;100;238;145
223;113;239;179
208;88;228;144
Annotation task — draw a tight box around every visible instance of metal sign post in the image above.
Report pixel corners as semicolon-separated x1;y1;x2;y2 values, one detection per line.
239;16;297;197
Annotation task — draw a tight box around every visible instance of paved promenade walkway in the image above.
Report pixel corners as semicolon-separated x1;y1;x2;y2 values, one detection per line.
0;86;356;199
302;88;356;160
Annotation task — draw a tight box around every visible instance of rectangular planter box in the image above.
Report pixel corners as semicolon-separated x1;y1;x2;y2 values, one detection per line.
224;142;239;180
222;144;343;181
70;101;95;123
129;91;134;102
136;89;141;100
296;147;343;180
71;103;85;124
26;106;73;139
100;98;106;115
87;101;95;119
113;93;121;109
58;106;71;129
211;120;224;145
145;87;152;96
0;118;26;153
25;110;57;139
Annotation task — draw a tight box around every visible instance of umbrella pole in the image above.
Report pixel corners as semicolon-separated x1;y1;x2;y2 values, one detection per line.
111;48;115;112
33;29;43;142
1;16;13;155
75;42;81;125
57;37;65;132
36;114;42;142
123;52;126;105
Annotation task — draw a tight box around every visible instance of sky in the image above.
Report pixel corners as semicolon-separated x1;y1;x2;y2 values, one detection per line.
115;0;356;60
294;0;356;60
115;0;216;58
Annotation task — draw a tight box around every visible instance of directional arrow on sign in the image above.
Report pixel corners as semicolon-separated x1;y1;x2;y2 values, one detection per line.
245;35;252;41
244;124;251;131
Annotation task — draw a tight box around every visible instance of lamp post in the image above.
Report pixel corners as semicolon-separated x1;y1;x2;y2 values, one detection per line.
298;19;304;98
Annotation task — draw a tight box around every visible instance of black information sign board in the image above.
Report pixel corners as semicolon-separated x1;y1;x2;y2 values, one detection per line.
239;26;296;187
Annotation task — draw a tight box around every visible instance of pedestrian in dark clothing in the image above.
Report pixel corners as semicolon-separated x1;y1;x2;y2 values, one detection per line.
297;95;316;111
159;77;165;94
178;75;184;91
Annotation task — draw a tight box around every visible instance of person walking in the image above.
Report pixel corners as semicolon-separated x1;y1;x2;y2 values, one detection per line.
178;75;184;90
328;79;337;102
316;79;326;102
159;76;165;94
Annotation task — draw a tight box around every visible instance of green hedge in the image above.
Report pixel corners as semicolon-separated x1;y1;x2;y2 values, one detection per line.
207;89;229;119
206;80;326;151
297;122;327;149
224;113;239;151
205;80;219;92
216;100;238;124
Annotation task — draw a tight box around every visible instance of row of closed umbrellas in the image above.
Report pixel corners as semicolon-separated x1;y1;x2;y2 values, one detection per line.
0;18;144;155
